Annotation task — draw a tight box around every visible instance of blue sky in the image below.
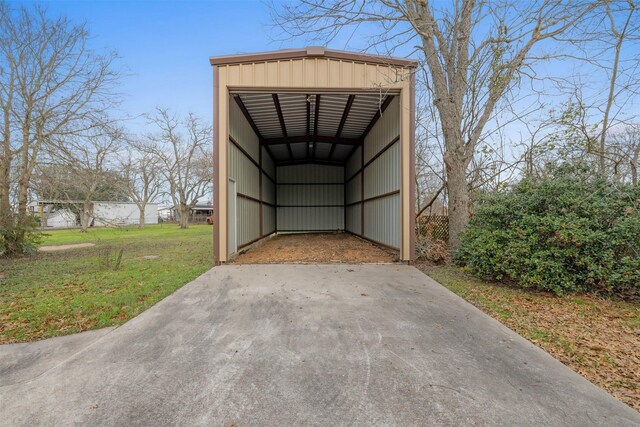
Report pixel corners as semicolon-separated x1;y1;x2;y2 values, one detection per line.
11;0;640;140
31;1;293;131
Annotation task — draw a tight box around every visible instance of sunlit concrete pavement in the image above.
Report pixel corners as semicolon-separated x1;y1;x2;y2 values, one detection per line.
1;264;638;426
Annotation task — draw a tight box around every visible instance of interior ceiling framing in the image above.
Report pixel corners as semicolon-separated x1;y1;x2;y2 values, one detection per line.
234;92;394;166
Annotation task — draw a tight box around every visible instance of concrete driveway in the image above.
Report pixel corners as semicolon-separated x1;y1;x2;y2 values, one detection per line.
1;264;638;426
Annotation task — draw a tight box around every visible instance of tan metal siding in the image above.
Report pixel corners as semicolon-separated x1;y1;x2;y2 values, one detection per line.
262;146;275;178
222;58;410;90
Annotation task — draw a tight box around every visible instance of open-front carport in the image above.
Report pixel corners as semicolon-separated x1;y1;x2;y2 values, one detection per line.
210;47;417;264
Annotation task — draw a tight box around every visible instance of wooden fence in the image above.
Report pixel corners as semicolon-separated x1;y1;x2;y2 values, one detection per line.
416;214;449;242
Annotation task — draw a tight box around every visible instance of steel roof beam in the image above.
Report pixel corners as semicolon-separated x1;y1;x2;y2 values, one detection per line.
261;135;361;146
330;94;355;160
272;94;292;160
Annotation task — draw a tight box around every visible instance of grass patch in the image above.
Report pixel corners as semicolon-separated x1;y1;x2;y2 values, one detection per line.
0;224;214;344
418;264;640;412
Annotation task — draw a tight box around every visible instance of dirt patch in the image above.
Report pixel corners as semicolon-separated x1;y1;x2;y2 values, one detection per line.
231;233;397;264
38;243;96;252
420;264;640;412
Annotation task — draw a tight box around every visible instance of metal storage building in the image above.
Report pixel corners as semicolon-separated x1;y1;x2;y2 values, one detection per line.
210;47;417;264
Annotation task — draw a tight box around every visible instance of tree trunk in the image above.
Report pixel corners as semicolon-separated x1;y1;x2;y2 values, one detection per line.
138;206;145;229
80;201;93;232
445;157;470;251
179;206;190;229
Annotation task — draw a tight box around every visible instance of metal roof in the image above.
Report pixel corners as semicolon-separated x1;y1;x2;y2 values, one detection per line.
210;46;418;68
234;92;397;165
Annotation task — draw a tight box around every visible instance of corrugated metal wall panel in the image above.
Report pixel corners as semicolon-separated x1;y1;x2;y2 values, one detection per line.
262;206;276;235
346;146;362;178
262;175;276;205
364;195;400;248
363;97;399;163
277;207;343;230
262;146;275;179
363;141;400;199
237;197;260;246
359;94;401;250
345;173;361;205
222;58;411;91
345;204;361;234
277;164;342;183
229;99;260;161
229;143;259;199
278;185;343;205
276;164;344;231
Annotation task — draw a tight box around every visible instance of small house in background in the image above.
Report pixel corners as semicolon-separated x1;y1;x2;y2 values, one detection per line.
167;203;214;223
28;201;159;228
189;204;214;223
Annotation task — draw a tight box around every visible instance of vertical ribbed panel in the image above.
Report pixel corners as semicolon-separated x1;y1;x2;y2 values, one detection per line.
363;97;399;163
276;164;344;231
345;172;361;205
228;99;261;251
262;146;275;179
262;175;275;205
364;194;400;248
230;100;260;161
360;95;401;249
346;145;362;178
277;207;343;230
346;204;361;234
364;141;400;199
229;144;259;199
278;185;343;205
237;197;260;245
277;164;343;183
262;206;276;235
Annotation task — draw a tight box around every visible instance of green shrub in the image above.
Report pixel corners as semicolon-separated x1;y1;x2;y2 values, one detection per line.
0;214;43;257
456;165;640;296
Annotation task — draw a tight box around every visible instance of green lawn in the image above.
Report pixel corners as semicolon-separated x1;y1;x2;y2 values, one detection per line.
418;263;640;411
0;224;214;344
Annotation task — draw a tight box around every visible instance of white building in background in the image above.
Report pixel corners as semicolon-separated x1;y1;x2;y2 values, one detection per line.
29;201;159;228
92;202;159;226
43;208;77;228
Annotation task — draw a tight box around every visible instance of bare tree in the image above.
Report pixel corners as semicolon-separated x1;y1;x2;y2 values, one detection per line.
37;127;123;232
0;3;118;253
591;1;639;174
119;144;162;228
607;123;640;184
273;0;599;249
146;108;212;229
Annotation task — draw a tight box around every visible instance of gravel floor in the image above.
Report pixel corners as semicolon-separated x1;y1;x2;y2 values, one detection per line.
231;232;398;264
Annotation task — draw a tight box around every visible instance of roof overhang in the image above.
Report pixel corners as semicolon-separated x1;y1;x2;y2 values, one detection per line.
210;46;418;68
